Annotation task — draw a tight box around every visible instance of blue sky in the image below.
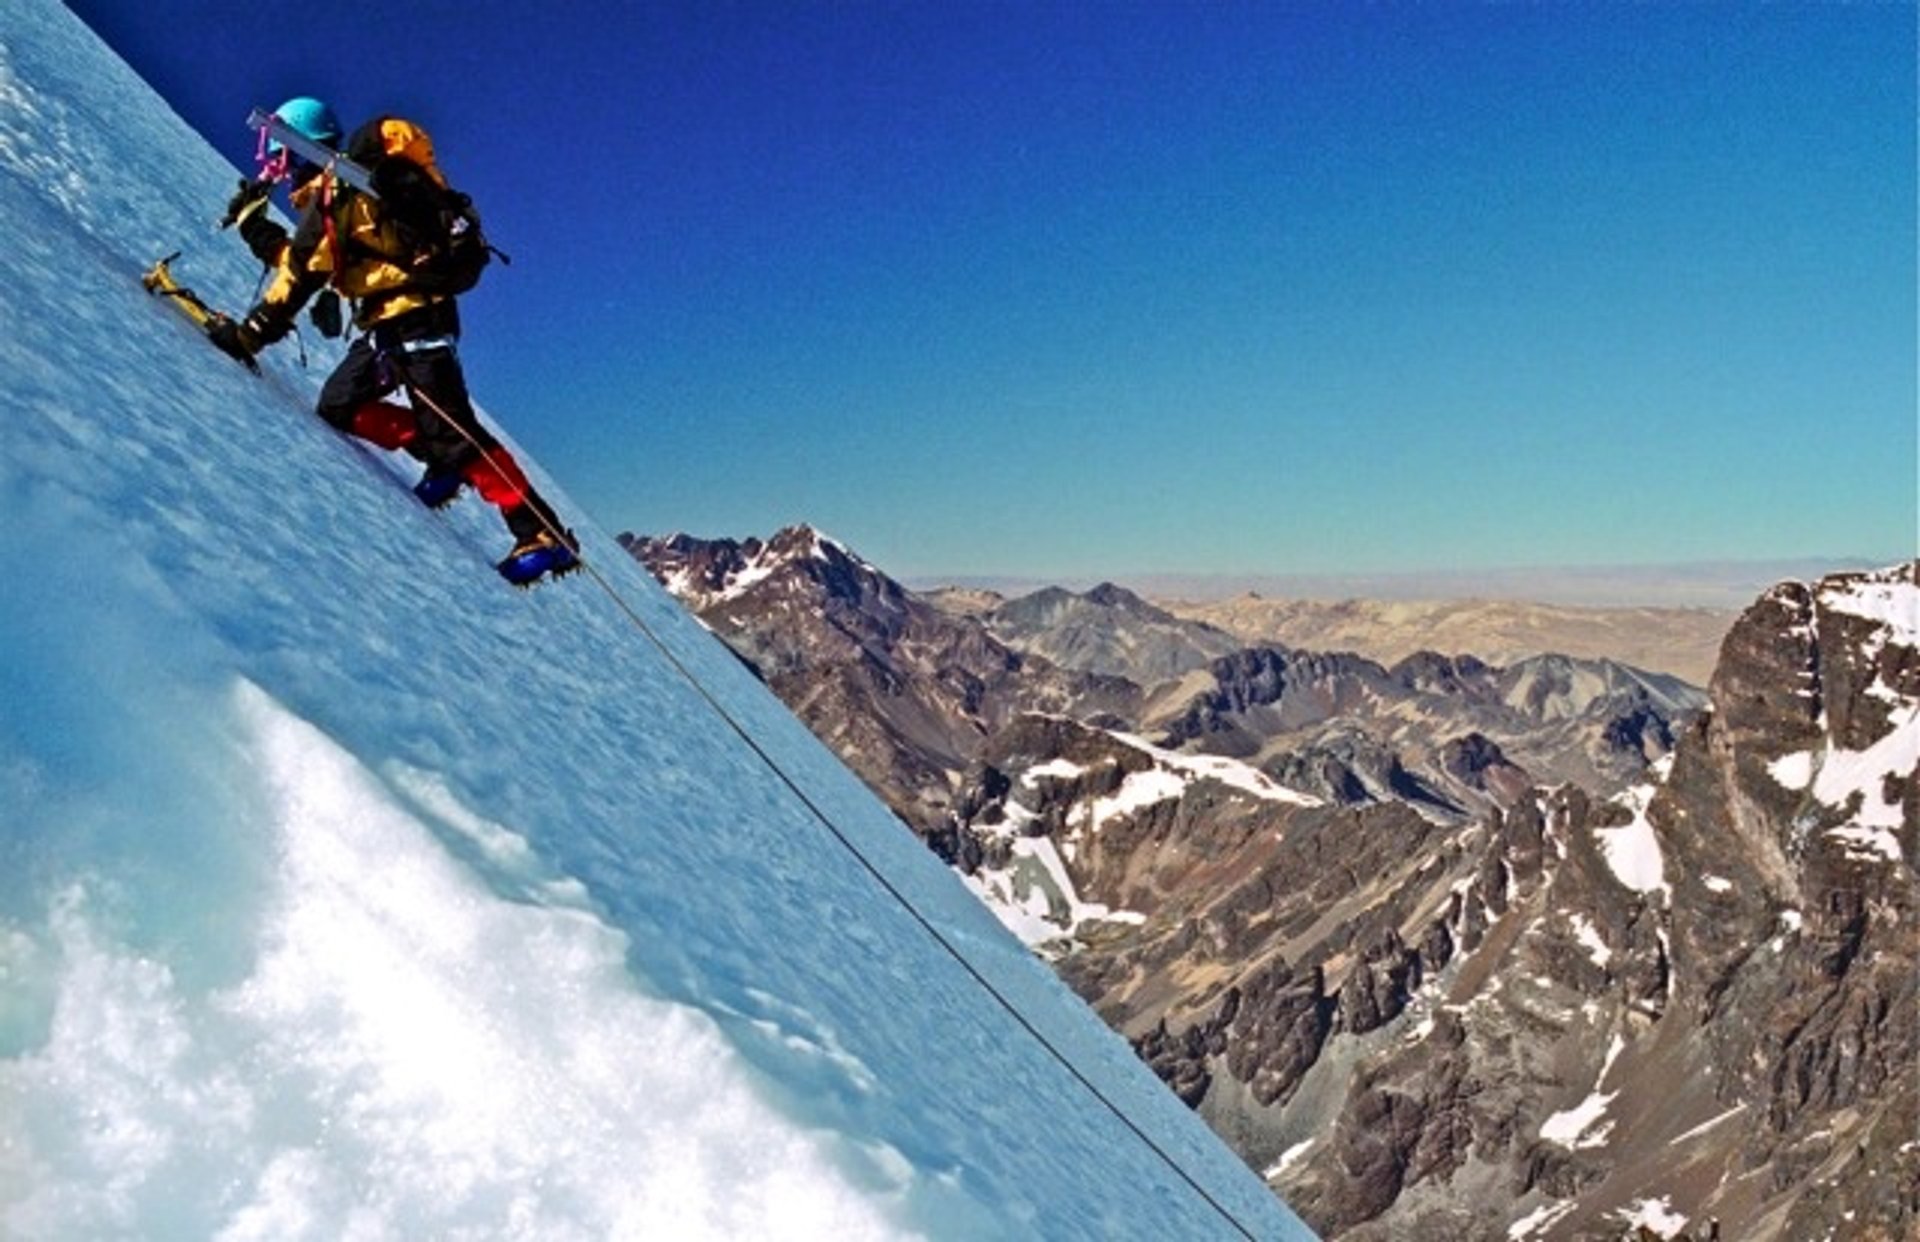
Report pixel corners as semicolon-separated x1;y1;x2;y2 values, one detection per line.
71;1;1915;582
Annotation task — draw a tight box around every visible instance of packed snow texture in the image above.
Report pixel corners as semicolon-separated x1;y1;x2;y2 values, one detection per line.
0;5;1312;1239
957;832;1147;951
1538;1090;1618;1150
1568;912;1612;969
962;731;1315;947
1593;782;1671;902
1109;731;1322;808
1616;1196;1689;1238
1506;1199;1578;1239
1767;569;1918;863
1818;570;1918;644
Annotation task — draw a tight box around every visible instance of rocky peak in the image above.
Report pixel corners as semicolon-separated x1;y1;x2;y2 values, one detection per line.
1273;564;1917;1238
1083;580;1156;614
1496;653;1701;724
767;525;907;614
1701;561;1916;882
949;564;1911;1241
620;524;888;614
617;529;754;609
1389;650;1494;695
624;527;1134;832
983;582;1244;685
1808;564;1917;752
622;528;1910;1237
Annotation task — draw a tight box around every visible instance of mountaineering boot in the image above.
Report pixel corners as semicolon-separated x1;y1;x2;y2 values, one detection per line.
505;527;578;559
412;468;465;509
496;527;580;587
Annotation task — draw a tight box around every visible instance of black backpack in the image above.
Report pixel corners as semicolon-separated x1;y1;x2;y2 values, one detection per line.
349;118;505;296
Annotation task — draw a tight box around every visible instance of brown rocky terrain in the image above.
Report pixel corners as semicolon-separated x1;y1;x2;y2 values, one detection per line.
620;528;1139;826
627;529;1914;1239
949;564;1915;1239
1161;596;1735;686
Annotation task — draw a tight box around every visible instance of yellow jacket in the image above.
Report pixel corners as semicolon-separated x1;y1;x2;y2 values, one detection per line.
252;119;456;333
256;172;440;330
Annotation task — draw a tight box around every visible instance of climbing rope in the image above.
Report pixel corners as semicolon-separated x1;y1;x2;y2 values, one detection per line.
389;381;1270;1240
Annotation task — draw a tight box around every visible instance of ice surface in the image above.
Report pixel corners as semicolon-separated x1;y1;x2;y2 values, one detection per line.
5;684;903;1239
0;4;1312;1238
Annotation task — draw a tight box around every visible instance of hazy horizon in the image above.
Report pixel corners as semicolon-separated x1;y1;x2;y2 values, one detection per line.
906;555;1901;610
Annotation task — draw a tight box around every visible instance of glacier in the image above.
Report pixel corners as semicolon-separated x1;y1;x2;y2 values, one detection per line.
0;4;1313;1238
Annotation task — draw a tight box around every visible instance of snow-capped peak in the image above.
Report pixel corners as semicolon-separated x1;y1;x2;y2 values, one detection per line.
632;525;885;609
1816;563;1919;645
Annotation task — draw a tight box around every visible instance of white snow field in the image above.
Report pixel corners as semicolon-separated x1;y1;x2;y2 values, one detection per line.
0;4;1314;1238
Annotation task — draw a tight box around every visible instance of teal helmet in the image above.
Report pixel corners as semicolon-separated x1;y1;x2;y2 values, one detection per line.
268;95;342;151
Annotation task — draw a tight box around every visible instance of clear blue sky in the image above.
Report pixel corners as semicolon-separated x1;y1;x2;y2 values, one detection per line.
72;1;1915;581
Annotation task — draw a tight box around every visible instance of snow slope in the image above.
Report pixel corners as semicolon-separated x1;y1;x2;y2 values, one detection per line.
0;5;1313;1238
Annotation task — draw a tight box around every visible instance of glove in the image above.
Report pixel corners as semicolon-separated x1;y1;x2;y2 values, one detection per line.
238;209;289;266
206;313;263;368
224;178;290;264
221;177;272;229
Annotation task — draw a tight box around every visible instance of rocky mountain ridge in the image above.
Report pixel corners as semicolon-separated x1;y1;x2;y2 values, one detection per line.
946;562;1915;1240
979;581;1246;684
621;527;1129;827
624;527;1913;1238
625;528;1701;837
1142;644;1701;816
